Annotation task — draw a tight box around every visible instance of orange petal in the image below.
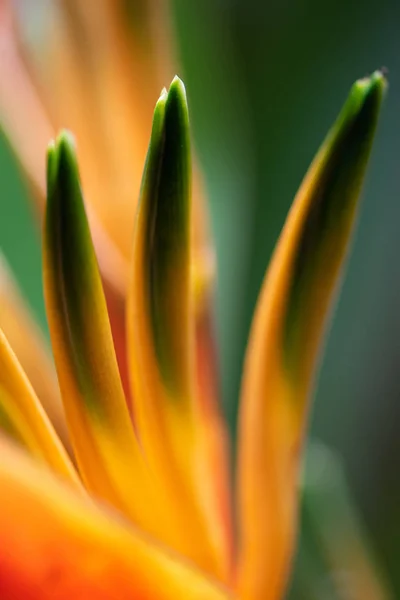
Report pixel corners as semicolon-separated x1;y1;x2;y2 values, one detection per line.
0;437;234;600
0;254;71;451
128;78;228;578
0;329;80;488
236;72;386;600
43;131;163;536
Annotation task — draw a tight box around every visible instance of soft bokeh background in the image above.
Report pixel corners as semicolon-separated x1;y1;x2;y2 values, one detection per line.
0;0;399;595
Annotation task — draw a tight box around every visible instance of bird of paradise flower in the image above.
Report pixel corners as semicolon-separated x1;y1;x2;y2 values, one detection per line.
0;56;389;600
0;2;393;600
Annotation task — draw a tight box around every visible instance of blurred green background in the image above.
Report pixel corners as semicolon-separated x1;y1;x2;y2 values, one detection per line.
0;0;399;596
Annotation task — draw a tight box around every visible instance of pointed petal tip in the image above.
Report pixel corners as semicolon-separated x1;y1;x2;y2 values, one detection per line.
170;74;185;88
57;129;77;152
367;69;388;105
47;130;76;159
46;129;80;200
159;86;168;100
157;87;168;107
152;78;188;134
372;67;388;83
151;91;167;142
168;75;188;106
350;69;387;115
55;131;78;168
356;69;388;92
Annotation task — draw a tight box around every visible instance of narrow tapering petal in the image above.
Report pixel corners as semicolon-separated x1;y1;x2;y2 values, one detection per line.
43;131;164;536
0;437;234;600
0;329;80;487
127;78;227;576
0;254;71;452
236;71;386;600
130;79;192;402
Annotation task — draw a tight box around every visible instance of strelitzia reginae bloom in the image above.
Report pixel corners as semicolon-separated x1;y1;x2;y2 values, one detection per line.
0;57;389;600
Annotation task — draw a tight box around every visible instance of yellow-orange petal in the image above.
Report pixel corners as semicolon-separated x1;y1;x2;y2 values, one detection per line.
0;254;71;451
236;71;386;600
0;386;49;457
43;131;162;535
0;329;80;487
0;437;234;600
128;78;227;577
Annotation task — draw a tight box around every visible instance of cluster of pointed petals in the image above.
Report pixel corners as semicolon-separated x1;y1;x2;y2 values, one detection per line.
0;60;387;600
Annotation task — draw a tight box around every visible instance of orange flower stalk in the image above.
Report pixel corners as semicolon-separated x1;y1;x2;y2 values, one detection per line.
0;67;387;599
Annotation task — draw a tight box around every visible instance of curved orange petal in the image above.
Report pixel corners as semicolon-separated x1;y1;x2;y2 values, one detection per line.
0;254;71;451
236;72;386;600
0;437;234;600
128;78;228;578
0;329;80;488
43;132;164;536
